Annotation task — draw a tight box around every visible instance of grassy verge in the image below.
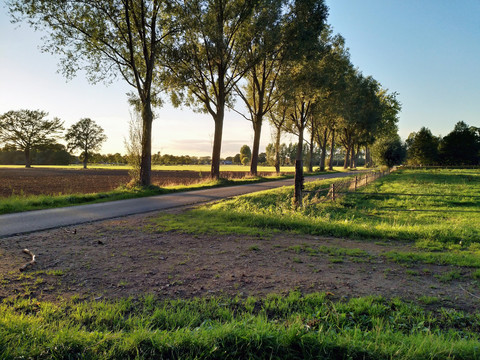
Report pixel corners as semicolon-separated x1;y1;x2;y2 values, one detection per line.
149;169;480;248
1;292;480;359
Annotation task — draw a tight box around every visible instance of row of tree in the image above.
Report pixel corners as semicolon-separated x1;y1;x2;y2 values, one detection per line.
152;153;212;165
0;144;72;166
8;0;401;192
405;122;480;166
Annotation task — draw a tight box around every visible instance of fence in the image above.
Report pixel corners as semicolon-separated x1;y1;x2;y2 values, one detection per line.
305;168;394;203
399;165;480;170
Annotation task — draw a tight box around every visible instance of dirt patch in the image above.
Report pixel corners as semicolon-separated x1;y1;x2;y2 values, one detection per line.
0;168;281;197
1;210;478;312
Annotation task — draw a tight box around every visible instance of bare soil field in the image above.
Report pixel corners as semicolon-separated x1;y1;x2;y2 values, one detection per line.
1;209;478;313
0;167;278;197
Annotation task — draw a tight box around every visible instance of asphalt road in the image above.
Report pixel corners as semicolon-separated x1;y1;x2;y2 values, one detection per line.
0;172;356;238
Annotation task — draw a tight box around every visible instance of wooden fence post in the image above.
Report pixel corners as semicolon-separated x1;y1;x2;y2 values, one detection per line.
330;183;335;201
365;174;368;185
354;176;358;191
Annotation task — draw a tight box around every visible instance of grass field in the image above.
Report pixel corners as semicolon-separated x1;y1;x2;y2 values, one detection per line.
2;168;480;359
2;293;480;359
151;169;480;248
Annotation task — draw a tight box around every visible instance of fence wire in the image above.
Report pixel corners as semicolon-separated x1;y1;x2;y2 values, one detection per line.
307;168;393;203
304;166;480;212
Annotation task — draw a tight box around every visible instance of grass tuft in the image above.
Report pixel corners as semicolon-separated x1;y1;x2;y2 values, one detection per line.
2;293;480;359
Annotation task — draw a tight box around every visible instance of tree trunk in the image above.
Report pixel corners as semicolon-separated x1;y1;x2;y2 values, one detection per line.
83;149;88;169
250;115;262;176
350;146;356;168
319;128;328;171
365;145;372;167
24;147;31;168
294;123;305;205
355;144;361;168
328;128;335;170
139;100;153;186
308;129;314;173
274;126;281;175
211;104;224;179
343;145;350;169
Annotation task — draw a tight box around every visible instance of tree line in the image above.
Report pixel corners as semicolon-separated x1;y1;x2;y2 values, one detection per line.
7;0;402;191
0;111;107;169
404;121;480;166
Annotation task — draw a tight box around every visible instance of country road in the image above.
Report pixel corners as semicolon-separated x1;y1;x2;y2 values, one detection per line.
0;172;357;238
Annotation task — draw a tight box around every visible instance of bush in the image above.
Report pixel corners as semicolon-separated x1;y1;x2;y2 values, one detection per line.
372;136;406;167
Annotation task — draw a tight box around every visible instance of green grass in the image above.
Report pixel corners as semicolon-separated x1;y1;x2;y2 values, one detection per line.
285;244;372;264
417;296;441;305
149;169;480;247
434;271;462;283
385;250;480;268
1;293;480;359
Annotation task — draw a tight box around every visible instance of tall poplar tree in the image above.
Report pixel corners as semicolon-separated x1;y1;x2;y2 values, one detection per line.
233;0;284;176
166;0;261;179
276;0;328;203
9;0;175;185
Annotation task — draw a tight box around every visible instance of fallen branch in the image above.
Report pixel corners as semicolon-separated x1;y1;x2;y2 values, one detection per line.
19;248;36;272
460;285;480;300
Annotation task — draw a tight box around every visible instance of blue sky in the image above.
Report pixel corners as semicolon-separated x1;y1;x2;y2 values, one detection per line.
327;0;480;138
1;1;479;156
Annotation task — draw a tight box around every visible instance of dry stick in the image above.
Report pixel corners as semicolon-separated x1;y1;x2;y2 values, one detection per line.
459;285;480;300
19;248;36;272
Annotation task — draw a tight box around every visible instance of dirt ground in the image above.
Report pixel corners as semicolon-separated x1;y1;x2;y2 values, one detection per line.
0;168;280;197
1;207;479;312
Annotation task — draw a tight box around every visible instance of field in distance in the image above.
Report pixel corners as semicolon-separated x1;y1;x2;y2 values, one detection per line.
0;164;297;172
0;165;298;198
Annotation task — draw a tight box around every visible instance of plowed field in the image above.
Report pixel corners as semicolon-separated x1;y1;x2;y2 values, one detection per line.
0;168;277;197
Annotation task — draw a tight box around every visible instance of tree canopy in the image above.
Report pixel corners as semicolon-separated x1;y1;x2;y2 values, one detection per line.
439;121;480;165
9;0;175;184
66;118;107;169
0;109;64;168
406;127;441;165
8;0;424;185
372;135;406;168
165;0;265;179
240;145;252;166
